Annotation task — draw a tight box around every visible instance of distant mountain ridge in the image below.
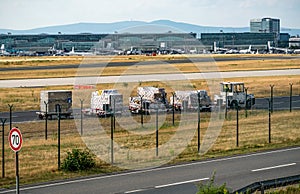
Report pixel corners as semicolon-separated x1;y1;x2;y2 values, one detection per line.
0;20;299;36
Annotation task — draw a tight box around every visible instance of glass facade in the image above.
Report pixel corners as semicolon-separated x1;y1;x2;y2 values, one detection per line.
250;18;280;34
200;32;279;48
0;33;199;53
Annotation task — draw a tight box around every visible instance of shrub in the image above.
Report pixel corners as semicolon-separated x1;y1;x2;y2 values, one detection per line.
62;149;96;171
196;172;229;194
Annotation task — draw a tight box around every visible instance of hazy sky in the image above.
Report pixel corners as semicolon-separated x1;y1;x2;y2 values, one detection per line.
1;0;299;30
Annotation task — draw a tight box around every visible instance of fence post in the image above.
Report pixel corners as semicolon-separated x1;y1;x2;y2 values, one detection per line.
268;100;271;144
113;98;116;132
236;103;239;147
110;108;114;164
225;90;228;119
245;87;248;118
44;101;48;140
8;104;13;131
172;92;175;126
270;85;274;113
197;92;201;153
1;118;7;178
156;105;159;156
79;99;84;135
56;104;61;170
289;83;293;112
139;95;144;126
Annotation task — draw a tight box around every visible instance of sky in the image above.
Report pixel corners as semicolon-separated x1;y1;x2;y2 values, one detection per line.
0;0;299;30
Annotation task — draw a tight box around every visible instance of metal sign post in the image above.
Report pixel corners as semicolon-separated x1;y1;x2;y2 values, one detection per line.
8;127;23;194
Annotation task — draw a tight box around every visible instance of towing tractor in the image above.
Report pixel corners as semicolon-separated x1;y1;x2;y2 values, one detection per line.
214;82;255;109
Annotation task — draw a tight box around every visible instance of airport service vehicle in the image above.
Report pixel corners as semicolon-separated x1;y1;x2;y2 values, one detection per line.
82;89;123;117
36;90;72;119
170;90;212;112
129;87;168;114
214;82;255;109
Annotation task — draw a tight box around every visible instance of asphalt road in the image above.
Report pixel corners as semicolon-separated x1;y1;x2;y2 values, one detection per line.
0;147;299;194
1;55;299;72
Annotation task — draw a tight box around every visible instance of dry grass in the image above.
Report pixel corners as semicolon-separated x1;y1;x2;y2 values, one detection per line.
0;55;299;80
0;110;299;187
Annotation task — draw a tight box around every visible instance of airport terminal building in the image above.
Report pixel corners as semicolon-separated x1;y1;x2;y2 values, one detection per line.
0;17;292;54
0;32;201;54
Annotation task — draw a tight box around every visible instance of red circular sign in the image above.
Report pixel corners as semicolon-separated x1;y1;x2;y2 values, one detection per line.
8;128;23;152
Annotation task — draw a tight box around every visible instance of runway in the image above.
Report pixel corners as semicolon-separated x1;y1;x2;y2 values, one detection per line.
0;55;299;72
0;69;299;88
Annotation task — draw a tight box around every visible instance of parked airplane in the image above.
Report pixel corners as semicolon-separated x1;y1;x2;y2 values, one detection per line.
0;44;10;56
267;41;293;54
293;49;300;54
225;48;239;54
48;45;64;56
64;47;95;56
239;45;254;54
213;42;229;54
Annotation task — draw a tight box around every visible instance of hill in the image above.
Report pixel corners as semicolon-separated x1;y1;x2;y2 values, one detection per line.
0;20;299;36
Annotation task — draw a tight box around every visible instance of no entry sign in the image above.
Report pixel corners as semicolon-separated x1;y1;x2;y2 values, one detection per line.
9;128;23;152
